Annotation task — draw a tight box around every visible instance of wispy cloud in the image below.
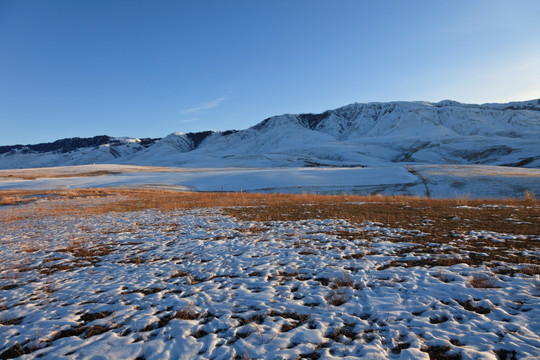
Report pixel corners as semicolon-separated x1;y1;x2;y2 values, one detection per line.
178;118;198;124
182;96;227;114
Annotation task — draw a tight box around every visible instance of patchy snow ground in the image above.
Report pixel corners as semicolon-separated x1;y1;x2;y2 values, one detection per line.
1;199;539;359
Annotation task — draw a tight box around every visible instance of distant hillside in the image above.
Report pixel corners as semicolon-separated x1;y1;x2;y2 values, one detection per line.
1;99;539;169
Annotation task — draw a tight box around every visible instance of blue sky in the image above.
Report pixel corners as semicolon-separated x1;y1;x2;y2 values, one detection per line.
1;0;539;145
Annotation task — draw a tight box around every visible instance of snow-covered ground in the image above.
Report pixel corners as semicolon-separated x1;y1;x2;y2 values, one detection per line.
1;164;539;199
1;197;539;359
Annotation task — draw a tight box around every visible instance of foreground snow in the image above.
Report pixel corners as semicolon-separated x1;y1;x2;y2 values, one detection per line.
1;201;539;359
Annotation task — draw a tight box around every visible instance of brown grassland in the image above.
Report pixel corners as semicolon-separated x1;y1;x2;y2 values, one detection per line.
1;188;538;228
0;170;119;180
1;188;538;269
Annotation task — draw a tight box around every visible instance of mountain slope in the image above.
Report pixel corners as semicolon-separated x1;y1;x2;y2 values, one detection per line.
0;136;161;169
1;99;539;169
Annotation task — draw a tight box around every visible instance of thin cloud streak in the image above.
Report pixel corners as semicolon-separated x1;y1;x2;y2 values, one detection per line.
182;97;227;114
179;118;198;124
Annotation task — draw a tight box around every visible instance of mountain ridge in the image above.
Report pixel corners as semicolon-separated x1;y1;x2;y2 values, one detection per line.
1;99;539;170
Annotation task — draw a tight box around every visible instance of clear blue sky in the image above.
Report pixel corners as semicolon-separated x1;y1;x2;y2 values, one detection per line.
1;0;539;145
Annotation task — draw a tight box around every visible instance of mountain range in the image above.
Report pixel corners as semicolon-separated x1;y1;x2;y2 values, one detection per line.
1;99;539;170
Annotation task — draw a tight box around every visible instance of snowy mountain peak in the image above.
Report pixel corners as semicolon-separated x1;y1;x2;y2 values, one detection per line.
1;99;539;169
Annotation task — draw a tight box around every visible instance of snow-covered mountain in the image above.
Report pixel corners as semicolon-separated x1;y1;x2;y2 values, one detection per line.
1;99;539;169
0;136;161;169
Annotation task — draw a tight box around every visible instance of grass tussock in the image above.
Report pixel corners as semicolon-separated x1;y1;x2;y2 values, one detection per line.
174;303;199;320
469;274;498;288
0;316;24;326
330;274;355;289
326;289;348;306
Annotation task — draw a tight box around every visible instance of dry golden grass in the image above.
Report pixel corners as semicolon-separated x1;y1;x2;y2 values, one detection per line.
0;165;172;181
330;274;355;289
469;274;498;288
326;289;348;306
1;188;538;234
1;188;538;267
1;188;536;214
1;170;119;181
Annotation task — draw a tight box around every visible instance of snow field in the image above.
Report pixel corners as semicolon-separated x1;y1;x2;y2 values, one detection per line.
1;200;539;359
1;164;539;200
